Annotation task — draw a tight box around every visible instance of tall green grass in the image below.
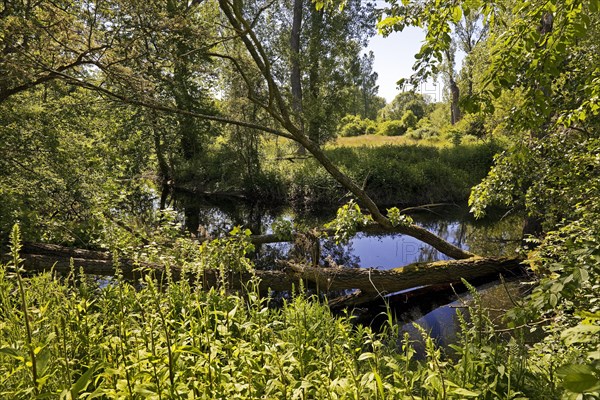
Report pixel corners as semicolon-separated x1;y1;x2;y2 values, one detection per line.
0;226;572;399
329;134;447;148
283;142;500;208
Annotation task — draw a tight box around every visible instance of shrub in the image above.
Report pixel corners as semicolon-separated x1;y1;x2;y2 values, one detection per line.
338;115;377;137
338;115;364;137
377;120;407;136
365;120;378;135
400;110;418;130
444;113;487;145
406;126;439;140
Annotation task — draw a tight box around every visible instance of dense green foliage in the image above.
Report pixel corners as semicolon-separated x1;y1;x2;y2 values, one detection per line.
0;86;155;245
378;92;430;122
338;91;435;139
286;142;500;208
377;0;600;396
337;115;377;137
0;227;587;399
376;120;407;137
2;0;600;397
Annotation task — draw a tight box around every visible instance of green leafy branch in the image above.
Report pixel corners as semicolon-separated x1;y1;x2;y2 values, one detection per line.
324;200;372;244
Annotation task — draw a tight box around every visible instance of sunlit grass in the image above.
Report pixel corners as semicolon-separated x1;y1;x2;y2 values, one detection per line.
260;134;451;154
328;134;451;148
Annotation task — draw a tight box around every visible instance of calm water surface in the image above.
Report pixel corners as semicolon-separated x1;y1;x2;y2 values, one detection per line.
174;196;525;345
174;196;521;269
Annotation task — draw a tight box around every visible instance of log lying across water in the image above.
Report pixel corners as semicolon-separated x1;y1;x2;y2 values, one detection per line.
19;243;293;292
19;243;524;305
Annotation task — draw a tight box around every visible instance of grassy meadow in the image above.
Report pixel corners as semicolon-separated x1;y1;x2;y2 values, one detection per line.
328;134;450;148
270;141;501;209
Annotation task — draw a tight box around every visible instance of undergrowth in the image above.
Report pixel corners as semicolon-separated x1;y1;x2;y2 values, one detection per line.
0;225;590;399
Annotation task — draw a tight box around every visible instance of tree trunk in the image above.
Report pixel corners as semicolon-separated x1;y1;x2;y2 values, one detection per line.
290;0;305;155
151;113;172;185
285;257;522;296
307;6;324;144
19;243;521;304
444;47;461;125
449;76;461;125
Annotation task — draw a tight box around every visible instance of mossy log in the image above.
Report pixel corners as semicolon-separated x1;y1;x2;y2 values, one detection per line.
19;243;524;304
284;257;523;295
19;243;293;292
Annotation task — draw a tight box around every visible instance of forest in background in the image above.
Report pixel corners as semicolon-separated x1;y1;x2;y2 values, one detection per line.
1;0;599;398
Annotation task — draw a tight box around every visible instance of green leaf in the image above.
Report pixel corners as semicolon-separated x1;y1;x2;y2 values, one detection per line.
377;16;403;30
71;365;97;398
557;364;600;393
451;388;481;397
134;387;159;396
228;305;238;319
561;324;600;345
36;347;51;376
497;364;506;376
374;371;385;398
0;347;21;358
451;6;463;23
549;293;558;307
358;352;376;361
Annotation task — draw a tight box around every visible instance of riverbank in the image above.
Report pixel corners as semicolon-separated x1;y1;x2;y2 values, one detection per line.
175;141;502;210
270;141;501;209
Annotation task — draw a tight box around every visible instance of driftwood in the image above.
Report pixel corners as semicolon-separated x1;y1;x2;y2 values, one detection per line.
19;243;524;305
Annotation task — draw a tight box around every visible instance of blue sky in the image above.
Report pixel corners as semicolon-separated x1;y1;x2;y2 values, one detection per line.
365;26;428;102
366;26;465;104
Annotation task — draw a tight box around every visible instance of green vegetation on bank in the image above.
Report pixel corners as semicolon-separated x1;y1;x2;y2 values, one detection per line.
281;142;500;208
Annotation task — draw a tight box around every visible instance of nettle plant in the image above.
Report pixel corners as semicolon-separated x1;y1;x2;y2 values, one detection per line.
271;217;294;241
193;226;256;287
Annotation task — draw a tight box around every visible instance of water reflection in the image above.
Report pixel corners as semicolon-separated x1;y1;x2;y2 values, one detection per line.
173;194;522;269
175;194;277;238
349;214;521;269
173;196;527;346
398;279;533;358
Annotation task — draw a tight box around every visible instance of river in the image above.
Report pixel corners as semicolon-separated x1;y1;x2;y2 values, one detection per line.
175;194;521;268
174;194;527;347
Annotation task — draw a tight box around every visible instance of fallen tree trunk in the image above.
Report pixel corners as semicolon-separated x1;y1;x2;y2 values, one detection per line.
285;257;523;295
19;243;293;292
19;243;524;305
